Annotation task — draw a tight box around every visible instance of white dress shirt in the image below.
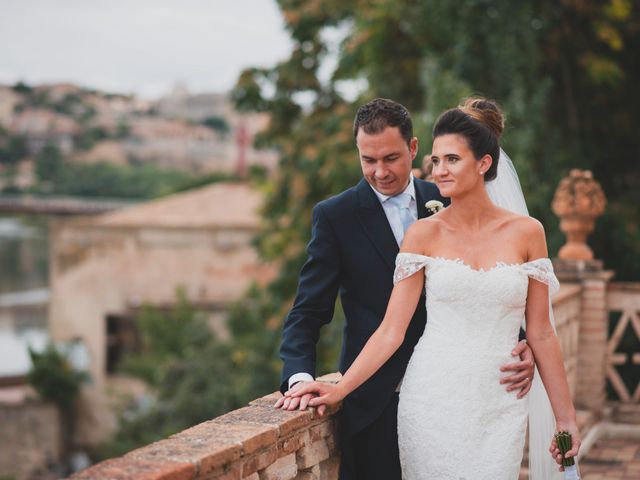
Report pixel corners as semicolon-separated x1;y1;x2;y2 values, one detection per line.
288;176;417;390
370;175;418;247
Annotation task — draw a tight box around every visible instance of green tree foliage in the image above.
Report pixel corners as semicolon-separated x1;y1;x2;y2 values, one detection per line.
0;127;27;165
169;171;240;193
232;0;640;301
53;93;96;123
28;344;90;471
47;162;195;198
120;293;213;386
12;81;32;94
35;144;64;183
115;121;130;139
201;116;231;135
223;0;640;410
27;345;89;412
13;86;96;123
25;144;230;199
104;282;346;457
102;292;245;457
76;127;109;151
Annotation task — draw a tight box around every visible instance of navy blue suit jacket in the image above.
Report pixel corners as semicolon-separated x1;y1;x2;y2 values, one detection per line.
279;177;449;438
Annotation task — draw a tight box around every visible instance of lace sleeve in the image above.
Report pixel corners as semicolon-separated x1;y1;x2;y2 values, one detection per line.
521;258;560;295
394;253;430;285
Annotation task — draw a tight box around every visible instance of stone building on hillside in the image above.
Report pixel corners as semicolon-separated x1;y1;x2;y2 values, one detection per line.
152;86;278;175
155;85;230;122
121;116;231;171
36;82;82;103
48;182;275;446
75;89;277;175
10;108;79;155
85;93;149;131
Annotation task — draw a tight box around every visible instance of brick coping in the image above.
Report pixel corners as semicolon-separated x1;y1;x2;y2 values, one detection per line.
69;374;342;480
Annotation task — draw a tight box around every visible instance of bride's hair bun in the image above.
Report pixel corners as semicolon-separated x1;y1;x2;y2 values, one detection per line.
458;97;504;139
432;96;504;181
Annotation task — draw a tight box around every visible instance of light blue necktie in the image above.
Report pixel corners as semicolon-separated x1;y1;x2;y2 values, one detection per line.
387;192;414;244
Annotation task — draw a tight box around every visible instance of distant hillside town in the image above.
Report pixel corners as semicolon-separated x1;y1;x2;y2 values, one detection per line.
0;84;281;479
0;82;276;193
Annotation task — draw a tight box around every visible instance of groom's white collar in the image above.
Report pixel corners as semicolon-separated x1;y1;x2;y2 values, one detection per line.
369;174;416;204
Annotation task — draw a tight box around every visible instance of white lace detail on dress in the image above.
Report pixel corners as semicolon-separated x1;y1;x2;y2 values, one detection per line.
520;258;560;295
393;253;560;480
395;254;560;293
393;252;430;285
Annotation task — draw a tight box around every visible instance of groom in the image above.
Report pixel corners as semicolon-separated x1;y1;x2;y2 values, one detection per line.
275;98;534;480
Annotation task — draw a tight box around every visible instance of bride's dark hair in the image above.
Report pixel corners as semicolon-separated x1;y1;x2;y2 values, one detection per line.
432;97;504;181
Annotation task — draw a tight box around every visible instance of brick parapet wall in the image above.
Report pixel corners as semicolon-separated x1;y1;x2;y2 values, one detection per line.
70;374;342;480
574;272;615;413
0;396;62;480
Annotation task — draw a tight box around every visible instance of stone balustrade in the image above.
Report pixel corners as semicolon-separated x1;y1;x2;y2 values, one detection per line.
606;282;640;424
69;374;342;480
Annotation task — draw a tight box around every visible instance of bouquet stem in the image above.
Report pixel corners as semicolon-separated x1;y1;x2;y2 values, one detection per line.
554;431;581;480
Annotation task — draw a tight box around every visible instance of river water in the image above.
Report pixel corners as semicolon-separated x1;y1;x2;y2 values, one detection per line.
0;214;51;376
0;214;49;294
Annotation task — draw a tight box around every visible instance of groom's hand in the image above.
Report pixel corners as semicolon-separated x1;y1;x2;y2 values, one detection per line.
274;382;326;415
500;340;535;399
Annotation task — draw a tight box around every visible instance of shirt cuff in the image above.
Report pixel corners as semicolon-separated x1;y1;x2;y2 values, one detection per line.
288;372;314;389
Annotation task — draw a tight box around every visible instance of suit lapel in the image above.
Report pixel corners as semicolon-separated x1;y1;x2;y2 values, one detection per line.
415;178;430;219
355;178;398;273
355;177;441;272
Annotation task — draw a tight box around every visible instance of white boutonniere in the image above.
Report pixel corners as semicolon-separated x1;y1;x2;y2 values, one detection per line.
425;200;445;216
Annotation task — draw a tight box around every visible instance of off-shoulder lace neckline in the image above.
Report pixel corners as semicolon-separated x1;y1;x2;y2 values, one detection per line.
396;252;551;274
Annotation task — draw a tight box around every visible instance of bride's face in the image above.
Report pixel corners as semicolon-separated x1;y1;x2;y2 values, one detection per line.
430;134;491;197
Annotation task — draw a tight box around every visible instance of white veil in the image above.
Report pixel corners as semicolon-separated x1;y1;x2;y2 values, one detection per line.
486;149;562;480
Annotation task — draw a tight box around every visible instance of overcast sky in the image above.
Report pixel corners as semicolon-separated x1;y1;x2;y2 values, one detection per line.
0;0;292;99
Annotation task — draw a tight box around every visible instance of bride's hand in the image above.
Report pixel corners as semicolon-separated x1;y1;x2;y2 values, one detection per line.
549;422;581;471
284;381;346;413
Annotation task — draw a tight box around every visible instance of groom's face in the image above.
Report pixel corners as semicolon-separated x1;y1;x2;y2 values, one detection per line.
357;126;417;197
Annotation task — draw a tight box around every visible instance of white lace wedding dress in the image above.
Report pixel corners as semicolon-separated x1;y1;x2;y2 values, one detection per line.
394;253;560;480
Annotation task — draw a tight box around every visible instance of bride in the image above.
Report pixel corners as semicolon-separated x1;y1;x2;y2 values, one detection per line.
285;98;581;479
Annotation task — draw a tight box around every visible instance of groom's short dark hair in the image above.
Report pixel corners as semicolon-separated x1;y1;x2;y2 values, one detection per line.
353;98;413;146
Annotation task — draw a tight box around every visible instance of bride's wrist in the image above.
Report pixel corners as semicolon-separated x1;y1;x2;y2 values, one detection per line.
555;416;577;430
555;404;577;424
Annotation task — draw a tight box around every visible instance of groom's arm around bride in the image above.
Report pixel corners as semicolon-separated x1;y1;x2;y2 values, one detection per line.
274;98;536;480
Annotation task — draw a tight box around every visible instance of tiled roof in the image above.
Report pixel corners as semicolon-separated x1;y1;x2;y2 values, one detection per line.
92;182;262;229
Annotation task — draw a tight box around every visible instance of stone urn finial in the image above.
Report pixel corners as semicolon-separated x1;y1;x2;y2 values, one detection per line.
552;169;606;260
